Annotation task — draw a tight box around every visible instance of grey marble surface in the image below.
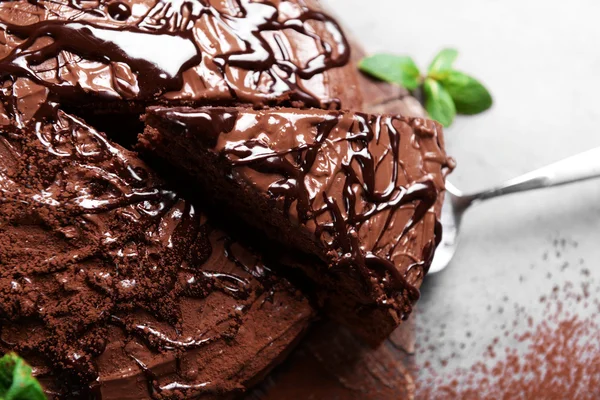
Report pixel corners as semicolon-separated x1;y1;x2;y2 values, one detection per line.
326;0;600;387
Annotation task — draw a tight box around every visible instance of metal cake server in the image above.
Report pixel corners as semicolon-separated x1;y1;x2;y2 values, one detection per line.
430;147;600;274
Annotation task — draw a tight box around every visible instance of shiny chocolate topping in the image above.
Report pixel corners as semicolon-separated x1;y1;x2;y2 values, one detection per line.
0;0;353;108
144;107;453;317
0;82;312;399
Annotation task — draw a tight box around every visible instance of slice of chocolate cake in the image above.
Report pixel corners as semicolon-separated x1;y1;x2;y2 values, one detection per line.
140;107;453;344
0;81;313;399
0;0;361;112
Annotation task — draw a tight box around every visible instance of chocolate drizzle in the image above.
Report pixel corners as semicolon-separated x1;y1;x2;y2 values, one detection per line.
143;107;452;317
0;18;201;100
0;0;351;108
107;2;132;21
225;112;439;302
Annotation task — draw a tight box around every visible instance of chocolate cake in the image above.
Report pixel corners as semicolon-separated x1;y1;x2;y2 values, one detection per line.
0;80;313;398
0;0;453;395
0;0;362;113
140;107;453;343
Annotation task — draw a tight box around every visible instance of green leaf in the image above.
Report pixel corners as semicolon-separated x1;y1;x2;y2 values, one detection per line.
0;353;46;400
437;70;493;115
428;48;458;75
358;54;420;90
424;78;456;127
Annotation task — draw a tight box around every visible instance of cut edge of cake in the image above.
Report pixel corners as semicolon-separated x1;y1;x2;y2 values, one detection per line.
139;106;453;345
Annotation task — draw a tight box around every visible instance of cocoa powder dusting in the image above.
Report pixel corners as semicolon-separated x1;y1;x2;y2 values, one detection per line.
418;238;600;398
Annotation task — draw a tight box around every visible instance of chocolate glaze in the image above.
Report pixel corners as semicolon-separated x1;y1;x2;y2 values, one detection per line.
0;18;201;99
141;107;453;342
0;0;359;109
0;80;313;399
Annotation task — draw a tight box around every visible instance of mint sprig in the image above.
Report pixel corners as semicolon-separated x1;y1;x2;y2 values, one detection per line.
0;353;46;400
359;48;493;127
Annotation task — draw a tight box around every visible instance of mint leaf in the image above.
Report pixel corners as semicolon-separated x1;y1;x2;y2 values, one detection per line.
0;353;46;400
428;48;458;76
424;78;456;127
359;54;420;90
437;70;492;115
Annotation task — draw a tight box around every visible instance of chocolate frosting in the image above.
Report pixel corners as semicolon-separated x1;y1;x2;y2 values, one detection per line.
0;81;313;399
0;0;360;110
142;107;453;333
